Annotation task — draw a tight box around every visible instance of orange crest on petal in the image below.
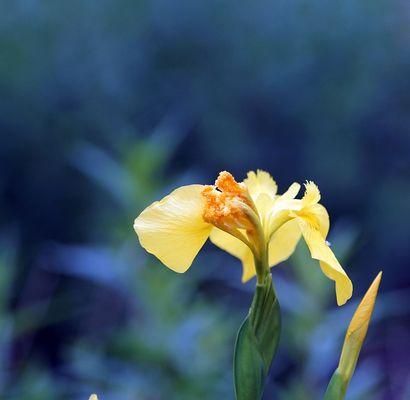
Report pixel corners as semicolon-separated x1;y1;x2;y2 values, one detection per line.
201;171;255;231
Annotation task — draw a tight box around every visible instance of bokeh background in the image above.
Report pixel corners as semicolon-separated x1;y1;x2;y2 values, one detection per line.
0;1;409;399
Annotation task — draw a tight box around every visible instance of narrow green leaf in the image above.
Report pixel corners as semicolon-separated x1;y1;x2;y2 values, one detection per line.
234;318;265;400
234;273;281;400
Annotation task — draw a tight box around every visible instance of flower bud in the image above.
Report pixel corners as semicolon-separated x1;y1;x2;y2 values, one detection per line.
338;271;382;382
324;271;382;400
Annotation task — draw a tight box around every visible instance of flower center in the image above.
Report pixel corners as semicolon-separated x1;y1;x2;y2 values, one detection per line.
202;171;258;236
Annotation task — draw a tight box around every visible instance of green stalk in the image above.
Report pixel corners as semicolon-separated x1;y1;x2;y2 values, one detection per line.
323;370;347;400
233;271;281;400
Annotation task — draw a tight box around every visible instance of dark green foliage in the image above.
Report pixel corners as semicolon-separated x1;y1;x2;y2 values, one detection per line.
234;274;280;400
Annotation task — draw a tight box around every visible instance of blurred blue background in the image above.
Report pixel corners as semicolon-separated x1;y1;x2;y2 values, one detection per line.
0;1;409;399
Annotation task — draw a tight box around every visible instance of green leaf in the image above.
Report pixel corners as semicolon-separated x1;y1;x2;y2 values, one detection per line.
234;318;265;400
234;274;281;400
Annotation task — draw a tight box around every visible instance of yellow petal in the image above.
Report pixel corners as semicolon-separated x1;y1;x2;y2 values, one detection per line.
209;227;256;282
244;170;278;230
244;170;277;202
265;182;301;236
255;193;276;233
133;185;212;273
302;181;321;207
299;220;353;305
296;181;329;237
271;182;301;213
338;272;382;381
268;219;302;267
89;396;98;400
302;203;330;238
281;182;301;200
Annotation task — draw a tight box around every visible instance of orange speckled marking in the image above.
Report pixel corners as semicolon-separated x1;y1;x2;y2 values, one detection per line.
215;171;245;195
201;171;252;227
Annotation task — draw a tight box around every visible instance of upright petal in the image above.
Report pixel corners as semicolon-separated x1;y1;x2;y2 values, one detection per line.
210;228;256;282
298;220;353;305
134;185;212;273
298;181;329;237
265;182;301;237
301;181;321;207
244;170;278;231
244;170;278;202
281;182;301;200
271;182;301;214
255;193;276;235
268;219;302;267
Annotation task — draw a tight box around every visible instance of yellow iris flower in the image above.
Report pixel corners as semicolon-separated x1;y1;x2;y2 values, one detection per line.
133;170;352;305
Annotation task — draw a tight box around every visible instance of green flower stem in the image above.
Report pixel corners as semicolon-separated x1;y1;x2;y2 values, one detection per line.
254;254;268;285
233;272;281;400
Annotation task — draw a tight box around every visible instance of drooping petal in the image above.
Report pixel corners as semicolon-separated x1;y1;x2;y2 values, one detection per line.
298;219;353;305
209;227;256;282
133;185;212;273
244;170;278;202
302;203;330;238
268;219;302;267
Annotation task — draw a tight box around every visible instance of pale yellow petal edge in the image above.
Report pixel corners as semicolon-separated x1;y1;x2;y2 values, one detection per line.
134;185;212;273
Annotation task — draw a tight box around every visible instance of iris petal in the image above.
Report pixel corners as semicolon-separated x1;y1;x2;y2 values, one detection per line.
298;220;353;305
302;181;321;206
302;203;330;238
265;182;301;237
271;182;301;214
133;185;212;273
268;219;302;267
281;182;301;201
244;170;277;202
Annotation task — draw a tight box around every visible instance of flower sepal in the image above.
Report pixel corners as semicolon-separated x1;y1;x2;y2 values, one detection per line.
233;273;281;400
